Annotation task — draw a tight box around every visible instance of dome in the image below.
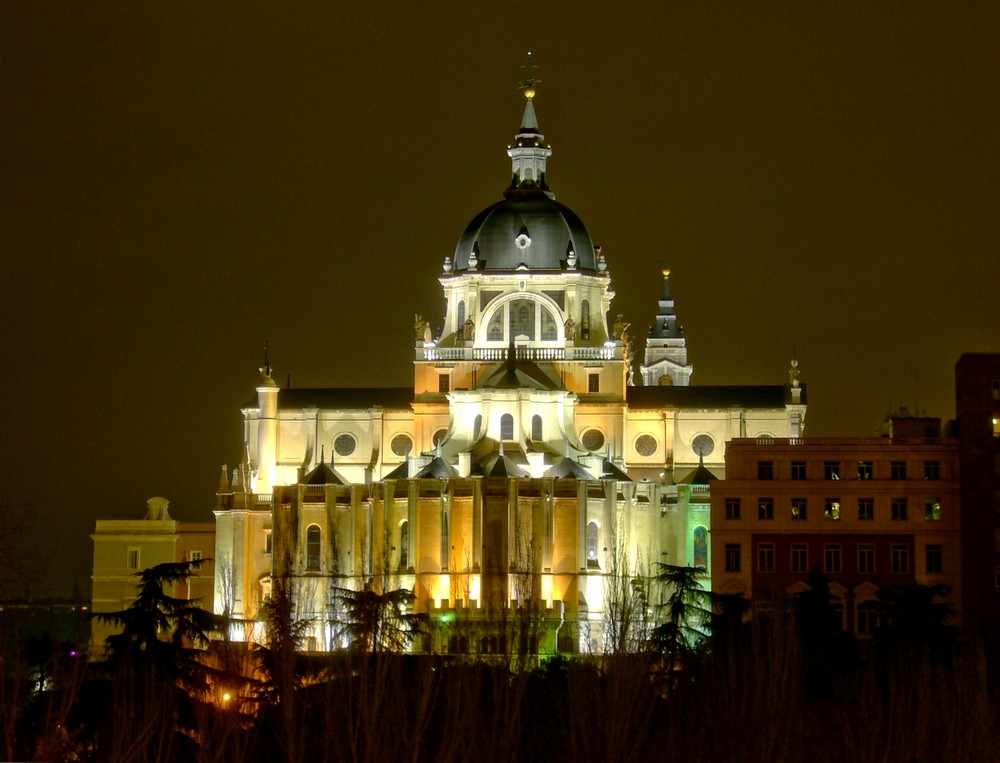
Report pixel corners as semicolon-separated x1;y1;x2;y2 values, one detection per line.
453;190;597;273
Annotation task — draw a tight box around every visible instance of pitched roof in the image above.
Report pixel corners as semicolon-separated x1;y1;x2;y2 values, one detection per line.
414;457;458;479
679;463;718;485
302;462;346;485
544;458;594;479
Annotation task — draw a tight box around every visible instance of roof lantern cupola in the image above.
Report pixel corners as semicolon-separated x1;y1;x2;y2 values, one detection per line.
507;53;553;198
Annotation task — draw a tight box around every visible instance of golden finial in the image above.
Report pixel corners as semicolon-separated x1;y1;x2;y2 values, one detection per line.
519;51;540;99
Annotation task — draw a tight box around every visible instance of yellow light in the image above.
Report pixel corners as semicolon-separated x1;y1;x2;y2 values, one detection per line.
222;692;231;703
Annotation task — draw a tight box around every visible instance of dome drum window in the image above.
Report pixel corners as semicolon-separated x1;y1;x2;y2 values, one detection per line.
483;295;562;345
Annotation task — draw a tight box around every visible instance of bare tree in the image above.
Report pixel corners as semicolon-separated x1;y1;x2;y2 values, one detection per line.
601;519;654;655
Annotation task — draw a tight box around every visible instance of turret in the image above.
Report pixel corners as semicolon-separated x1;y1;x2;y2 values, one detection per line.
640;268;693;386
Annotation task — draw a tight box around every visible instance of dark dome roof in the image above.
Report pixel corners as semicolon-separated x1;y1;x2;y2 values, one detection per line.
453;191;596;272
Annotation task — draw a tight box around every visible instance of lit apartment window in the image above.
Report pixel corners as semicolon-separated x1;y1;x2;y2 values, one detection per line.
891;544;910;574
725;498;741;520
757;461;774;480
725;544;741;573
824;498;841;521
791;544;808;573
923;461;940;480
126;548;141;571
891;498;908;521
757;544;775;573
858;544;875;574
926;544;942;574
858;498;874;521
890;461;907;480
189;550;203;569
824;544;842;574
924;497;942;521
791;497;807;520
857;461;873;480
587;374;600;393
824;461;840;480
791;461;806;480
758;498;774;520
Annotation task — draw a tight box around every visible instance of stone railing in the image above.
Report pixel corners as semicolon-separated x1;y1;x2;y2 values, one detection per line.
417;344;621;362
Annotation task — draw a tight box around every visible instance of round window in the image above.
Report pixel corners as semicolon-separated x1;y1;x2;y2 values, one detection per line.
635;434;658;457
691;434;715;458
432;428;449;447
334;434;357;457
390;434;413;457
581;428;605;452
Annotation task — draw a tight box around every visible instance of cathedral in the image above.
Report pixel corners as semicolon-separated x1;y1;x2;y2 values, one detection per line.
212;79;807;655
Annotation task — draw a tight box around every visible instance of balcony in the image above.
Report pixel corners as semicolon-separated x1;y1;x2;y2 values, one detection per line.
417;344;622;362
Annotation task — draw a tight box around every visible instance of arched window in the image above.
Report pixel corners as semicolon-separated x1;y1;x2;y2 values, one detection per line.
399;520;409;569
457;300;465;332
531;415;543;441
586;522;600;568
487;310;504;341
306;525;321;571
509;299;535;340
693;526;708;570
473;414;483;439
541;309;557;340
500;413;514;441
581;299;591;340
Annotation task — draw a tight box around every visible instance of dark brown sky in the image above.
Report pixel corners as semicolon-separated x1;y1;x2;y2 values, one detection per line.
2;4;998;596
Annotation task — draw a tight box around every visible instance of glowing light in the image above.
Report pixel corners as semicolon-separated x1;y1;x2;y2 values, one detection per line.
222;692;232;703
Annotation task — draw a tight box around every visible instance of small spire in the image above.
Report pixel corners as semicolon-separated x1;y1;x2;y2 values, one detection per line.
259;339;273;382
319;444;326;464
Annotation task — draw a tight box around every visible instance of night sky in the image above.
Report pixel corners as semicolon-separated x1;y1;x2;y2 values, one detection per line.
2;4;998;597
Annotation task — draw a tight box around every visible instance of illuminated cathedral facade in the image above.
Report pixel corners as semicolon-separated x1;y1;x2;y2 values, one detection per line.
212;83;807;655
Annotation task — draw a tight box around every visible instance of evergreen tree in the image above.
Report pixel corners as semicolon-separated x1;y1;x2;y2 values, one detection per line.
333;580;427;654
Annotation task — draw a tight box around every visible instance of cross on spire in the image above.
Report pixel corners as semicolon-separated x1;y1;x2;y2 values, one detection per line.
519;52;540;94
